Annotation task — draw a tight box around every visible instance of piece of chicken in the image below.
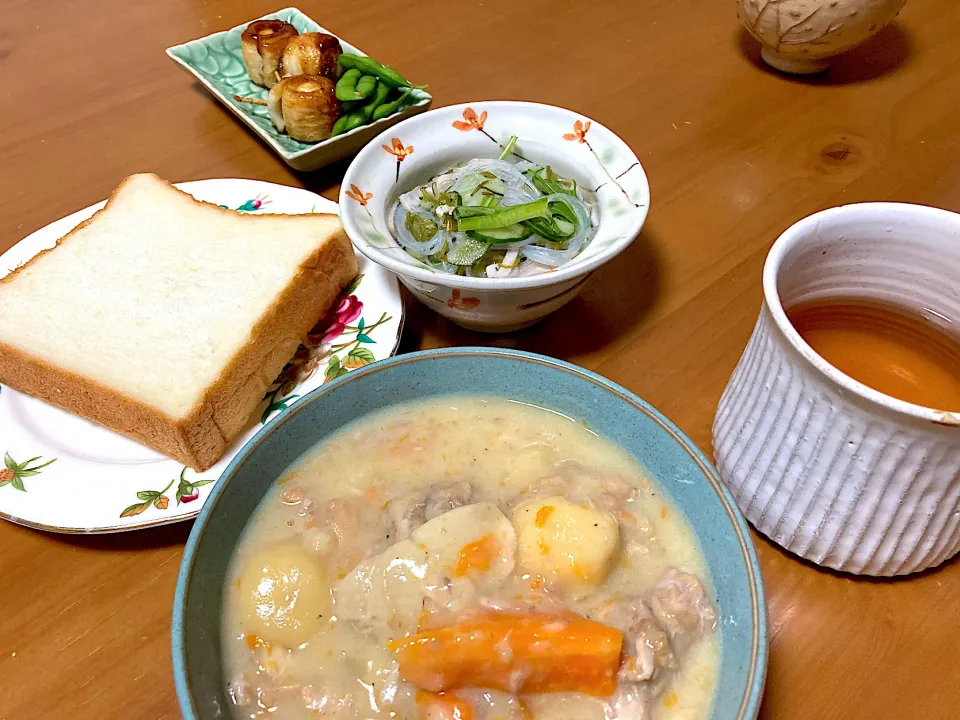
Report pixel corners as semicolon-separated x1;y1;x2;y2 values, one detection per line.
648;569;718;655
385;481;476;541
599;569;716;690
279;32;342;80
599;596;677;684
241;20;298;88
267;75;340;142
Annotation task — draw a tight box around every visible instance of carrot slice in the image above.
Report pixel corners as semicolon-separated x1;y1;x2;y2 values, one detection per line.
390;611;623;698
453;534;497;577
535;505;555;527
416;690;473;720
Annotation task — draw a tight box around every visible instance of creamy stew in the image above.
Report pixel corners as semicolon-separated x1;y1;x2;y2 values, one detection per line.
223;398;719;719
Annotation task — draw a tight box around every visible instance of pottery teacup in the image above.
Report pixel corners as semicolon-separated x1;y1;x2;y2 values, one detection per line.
714;202;960;576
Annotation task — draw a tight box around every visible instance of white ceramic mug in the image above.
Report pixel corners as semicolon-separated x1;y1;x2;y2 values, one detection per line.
713;203;960;576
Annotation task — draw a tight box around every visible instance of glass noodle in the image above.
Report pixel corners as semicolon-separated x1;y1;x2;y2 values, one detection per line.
390;151;598;278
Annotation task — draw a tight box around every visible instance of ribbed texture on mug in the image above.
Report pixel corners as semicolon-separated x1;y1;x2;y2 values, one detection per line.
713;308;960;576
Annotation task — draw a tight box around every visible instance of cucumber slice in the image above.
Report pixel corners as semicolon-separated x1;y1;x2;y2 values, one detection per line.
446;236;489;265
479;178;505;196
467;224;529;243
450;173;486;198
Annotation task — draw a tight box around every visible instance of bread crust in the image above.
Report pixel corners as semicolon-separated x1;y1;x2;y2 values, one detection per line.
0;174;359;471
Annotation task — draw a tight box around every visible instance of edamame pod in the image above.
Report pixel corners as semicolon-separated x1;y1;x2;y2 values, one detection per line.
355;74;377;99
372;86;416;122
335;68;364;101
358;81;392;122
343;113;367;133
337;81;392;134
337;53;411;89
329;115;351;137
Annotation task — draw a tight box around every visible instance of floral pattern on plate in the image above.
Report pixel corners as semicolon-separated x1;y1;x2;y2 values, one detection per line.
0;178;402;533
259;273;394;422
0;452;56;492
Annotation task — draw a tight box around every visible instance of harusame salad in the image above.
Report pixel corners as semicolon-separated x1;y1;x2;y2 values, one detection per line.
391;140;597;277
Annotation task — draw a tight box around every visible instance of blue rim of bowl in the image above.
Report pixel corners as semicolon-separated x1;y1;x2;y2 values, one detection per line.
339;101;651;291
172;347;767;719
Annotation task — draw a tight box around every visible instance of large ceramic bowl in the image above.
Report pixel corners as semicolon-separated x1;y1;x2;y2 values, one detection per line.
339;102;650;332
173;348;767;719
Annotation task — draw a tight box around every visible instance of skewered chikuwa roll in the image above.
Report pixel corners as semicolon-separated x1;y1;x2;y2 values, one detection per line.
279;32;342;80
267;75;340;142
241;20;299;88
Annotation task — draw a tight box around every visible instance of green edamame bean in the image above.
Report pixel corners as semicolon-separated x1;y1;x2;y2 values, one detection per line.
372;86;415;122
363;81;392;119
335;68;364;101
355;74;377;99
337;53;411;89
349;82;392;128
335;81;392;135
343;114;366;132
329;115;351;138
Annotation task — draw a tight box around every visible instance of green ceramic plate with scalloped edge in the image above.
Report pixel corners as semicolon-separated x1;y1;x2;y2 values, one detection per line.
165;7;432;171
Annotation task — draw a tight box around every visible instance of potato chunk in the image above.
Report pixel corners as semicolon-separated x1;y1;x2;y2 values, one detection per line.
334;502;517;640
410;501;517;585
513;495;620;594
237;542;330;648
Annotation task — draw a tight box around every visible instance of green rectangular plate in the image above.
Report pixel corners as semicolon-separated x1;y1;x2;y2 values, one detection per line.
166;7;432;172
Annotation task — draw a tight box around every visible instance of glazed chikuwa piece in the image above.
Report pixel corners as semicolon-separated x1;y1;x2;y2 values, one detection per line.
267;75;341;142
279;32;342;80
241;20;298;87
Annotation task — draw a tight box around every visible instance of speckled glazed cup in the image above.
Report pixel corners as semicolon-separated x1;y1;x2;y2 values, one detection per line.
713;203;960;576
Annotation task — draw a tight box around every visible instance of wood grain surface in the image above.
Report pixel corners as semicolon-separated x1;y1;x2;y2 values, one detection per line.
1;0;959;718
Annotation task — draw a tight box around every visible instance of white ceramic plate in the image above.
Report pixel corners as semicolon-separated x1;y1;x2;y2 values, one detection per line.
0;178;403;534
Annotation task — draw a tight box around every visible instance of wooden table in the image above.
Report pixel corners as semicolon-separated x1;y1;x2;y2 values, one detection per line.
1;0;958;717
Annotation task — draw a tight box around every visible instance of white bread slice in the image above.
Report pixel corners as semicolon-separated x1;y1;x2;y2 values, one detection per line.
0;173;358;471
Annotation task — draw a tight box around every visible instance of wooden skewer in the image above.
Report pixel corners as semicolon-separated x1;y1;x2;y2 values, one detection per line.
234;95;268;106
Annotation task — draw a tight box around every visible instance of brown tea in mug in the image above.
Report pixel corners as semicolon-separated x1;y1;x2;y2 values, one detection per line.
786;298;960;411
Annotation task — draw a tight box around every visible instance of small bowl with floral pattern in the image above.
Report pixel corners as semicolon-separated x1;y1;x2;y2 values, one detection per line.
339;101;649;332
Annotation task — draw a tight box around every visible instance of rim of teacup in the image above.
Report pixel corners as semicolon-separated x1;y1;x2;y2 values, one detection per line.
763;201;960;427
339;100;650;291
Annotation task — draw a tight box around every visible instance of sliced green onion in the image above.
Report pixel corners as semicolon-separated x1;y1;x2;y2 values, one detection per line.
498;135;519;161
457;198;550;231
521;198;580;241
531;171;578;199
523;216;568;241
454;206;497;220
549;198;577;225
